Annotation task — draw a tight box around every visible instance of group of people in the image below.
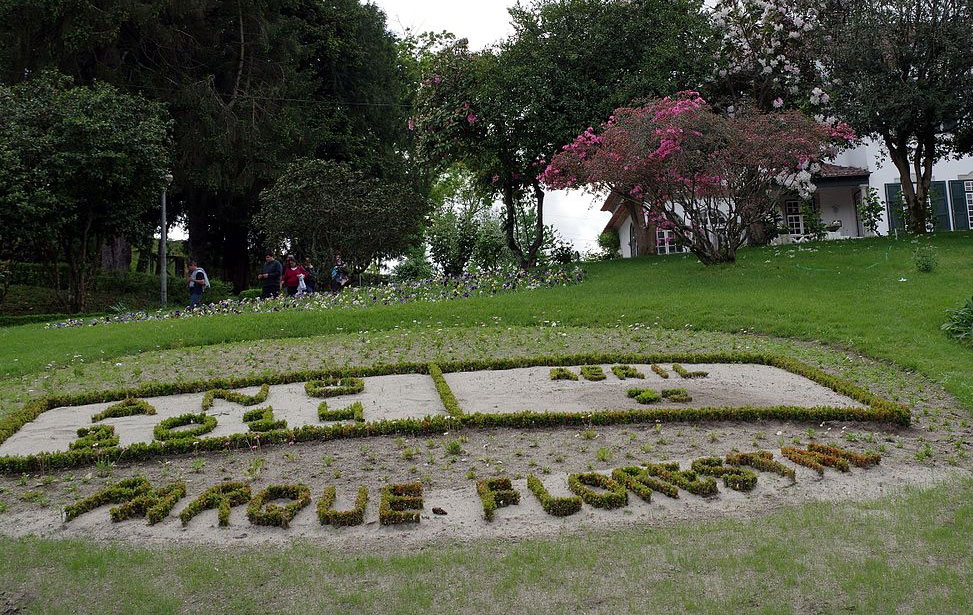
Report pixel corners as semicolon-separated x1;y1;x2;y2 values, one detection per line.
257;252;349;299
184;253;350;308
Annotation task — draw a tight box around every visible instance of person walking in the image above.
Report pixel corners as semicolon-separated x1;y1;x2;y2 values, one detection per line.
279;254;308;297
258;253;283;299
187;261;210;308
330;252;349;293
303;258;317;294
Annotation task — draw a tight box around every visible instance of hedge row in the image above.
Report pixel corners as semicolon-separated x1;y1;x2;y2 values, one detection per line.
645;462;719;497
429;363;463;417
305;377;365;398
110;481;186;525
0;351;911;473
243;406;287;432
549;367;578;381
91;398;156;423
317;401;365;423
627;388;662;404
807;442;881;468
651;364;669;379
64;476;152;522
691;457;758;492
780;446;850;475
317;485;368;526
153;413;217;441
612;466;677;500
202;384;270;411
580;365;607;381
380;483;423;525
672;364;708;379
526;475;582;517
725;451;796;481
69;425;119;451
662;388;692;403
567;472;627;509
611;365;644;380
476;477;520;521
179;482;252;527
246;483;311;528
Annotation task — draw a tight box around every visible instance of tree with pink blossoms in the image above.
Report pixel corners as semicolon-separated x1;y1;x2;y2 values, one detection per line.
540;92;854;264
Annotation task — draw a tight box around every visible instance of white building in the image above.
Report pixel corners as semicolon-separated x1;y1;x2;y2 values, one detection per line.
602;140;973;257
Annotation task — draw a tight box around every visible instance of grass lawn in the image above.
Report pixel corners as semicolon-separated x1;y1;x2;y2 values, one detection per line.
0;232;970;614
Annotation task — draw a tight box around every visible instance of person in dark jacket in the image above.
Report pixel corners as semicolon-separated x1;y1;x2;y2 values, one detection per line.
258;253;283;298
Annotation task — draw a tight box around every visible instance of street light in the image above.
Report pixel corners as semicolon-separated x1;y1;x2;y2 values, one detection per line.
160;172;174;307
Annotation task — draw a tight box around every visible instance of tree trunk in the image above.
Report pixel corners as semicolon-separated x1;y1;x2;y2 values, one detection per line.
501;182;546;270
100;236;132;271
886;137;929;234
222;217;250;293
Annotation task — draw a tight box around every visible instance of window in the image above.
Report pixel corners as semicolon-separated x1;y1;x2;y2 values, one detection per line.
784;200;804;235
964;180;973;192
656;229;688;255
967;192;973;227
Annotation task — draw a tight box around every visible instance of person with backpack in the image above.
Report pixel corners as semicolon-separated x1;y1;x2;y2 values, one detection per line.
330;252;350;293
187;261;210;308
279;254;308;297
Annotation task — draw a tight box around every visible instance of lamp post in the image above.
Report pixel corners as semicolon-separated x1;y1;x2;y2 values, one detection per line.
160;172;174;307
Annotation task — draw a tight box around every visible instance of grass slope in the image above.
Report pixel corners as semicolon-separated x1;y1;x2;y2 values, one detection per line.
2;233;970;408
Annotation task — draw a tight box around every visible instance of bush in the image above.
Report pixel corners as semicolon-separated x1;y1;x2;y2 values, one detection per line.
627;388;661;404
429;363;463;417
69;425;119;451
64;476;152;522
725;451;795;481
305;377;364;398
109;481;186;525
242;406;287;432
780;446;850;475
580;365;607;381
549;367;579;381
317;401;364;423
201;384;269;410
672;364;708;379
650;364;669;379
379;483;423;525
179;482;252;527
596;231;621;260
661;388;692;403
476;477;520;521
942;296;973;343
238;288;262;300
611;365;644;380
806;443;880;468
246;483;311;528
645;462;718;497
611;466;677;500
567;472;628;509
690;457;757;491
153;413;217;441
317;485;368;526
91;398;156;423
913;244;937;272
526;475;582;517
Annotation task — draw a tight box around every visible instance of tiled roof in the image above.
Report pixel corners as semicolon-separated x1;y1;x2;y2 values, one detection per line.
815;163;870;179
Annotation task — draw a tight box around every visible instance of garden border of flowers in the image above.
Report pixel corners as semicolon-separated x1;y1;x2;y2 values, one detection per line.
0;351;912;474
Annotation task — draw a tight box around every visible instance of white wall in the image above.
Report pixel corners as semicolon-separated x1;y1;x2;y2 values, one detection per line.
832;139;973;233
617;214;635;258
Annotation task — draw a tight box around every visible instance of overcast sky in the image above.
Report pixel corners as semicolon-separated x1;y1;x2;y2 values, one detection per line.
373;0;611;251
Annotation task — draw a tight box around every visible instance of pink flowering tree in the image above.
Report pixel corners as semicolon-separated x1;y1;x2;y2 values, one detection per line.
541;92;854;264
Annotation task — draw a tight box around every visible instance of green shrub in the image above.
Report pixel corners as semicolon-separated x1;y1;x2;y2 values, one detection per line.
476;477;520;521
242;406;287;432
202;384;269;410
526;475;582;517
317;485;368;526
780;446;850;475
567;472;627;509
549;367;578;381
580;365;607;381
942;296;973;343
90;398;156;423
672;364;708;379
238;289;262;300
645;462;718;496
69;425;119;451
690;457;757;491
611;466;678;500
109;481;186;525
153;413;217;441
806;442;880;468
179;482;251;527
445;440;462;455
429;363;463;416
650;364;669;378
611;365;644;380
246;483;311;528
64;476;152;522
725;451;795;481
317;401;364;422
627;388;661;404
379;482;423;525
305;377;365;398
661;388;692;403
913;244;937;272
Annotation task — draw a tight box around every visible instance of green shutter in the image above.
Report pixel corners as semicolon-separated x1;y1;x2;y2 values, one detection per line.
929;181;951;231
884;183;905;231
949;181;971;230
